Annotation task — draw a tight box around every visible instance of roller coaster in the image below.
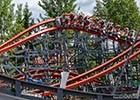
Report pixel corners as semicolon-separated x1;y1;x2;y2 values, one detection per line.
0;14;140;100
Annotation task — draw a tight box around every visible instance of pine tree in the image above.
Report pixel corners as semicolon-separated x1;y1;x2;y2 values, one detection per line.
0;1;34;45
23;3;34;29
93;0;107;19
13;4;24;35
0;0;15;44
13;3;34;37
38;0;76;19
94;0;140;30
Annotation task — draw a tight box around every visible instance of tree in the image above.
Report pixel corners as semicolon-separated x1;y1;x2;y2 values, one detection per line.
23;3;34;29
0;0;15;44
13;3;34;36
0;2;34;65
93;0;107;19
94;0;140;30
13;4;24;35
38;0;77;19
0;1;34;45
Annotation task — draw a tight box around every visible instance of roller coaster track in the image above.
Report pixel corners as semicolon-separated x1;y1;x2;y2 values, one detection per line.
0;17;140;99
0;26;132;54
42;48;140;96
41;41;139;96
0;18;55;49
29;40;140;95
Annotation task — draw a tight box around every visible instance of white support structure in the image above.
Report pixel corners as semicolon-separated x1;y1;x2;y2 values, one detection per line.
60;71;69;88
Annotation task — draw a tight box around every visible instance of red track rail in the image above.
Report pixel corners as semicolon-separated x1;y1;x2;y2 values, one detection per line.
0;18;138;96
66;50;140;88
14;68;78;80
0;18;132;50
0;27;60;54
43;49;140;96
33;41;140;96
0;18;55;49
0;26;132;54
14;68;78;78
11;35;139;95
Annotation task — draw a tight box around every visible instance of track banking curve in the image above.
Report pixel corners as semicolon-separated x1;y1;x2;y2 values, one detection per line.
0;18;139;97
0;18;55;49
43;49;140;96
0;25;135;88
0;18;132;54
0;26;132;54
39;41;140;96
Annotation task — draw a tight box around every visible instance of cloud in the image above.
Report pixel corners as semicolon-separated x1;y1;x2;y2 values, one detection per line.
12;0;140;20
12;0;45;19
136;0;140;9
12;0;39;7
76;0;96;15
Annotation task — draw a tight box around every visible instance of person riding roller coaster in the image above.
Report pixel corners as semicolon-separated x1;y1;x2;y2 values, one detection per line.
76;14;84;27
61;13;69;27
69;13;75;26
128;29;135;42
55;13;136;42
83;16;91;29
90;17;99;31
137;31;140;41
98;19;106;33
106;22;114;35
121;27;129;40
113;24;121;38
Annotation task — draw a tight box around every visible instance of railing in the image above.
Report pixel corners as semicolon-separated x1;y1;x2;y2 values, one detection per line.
0;74;113;100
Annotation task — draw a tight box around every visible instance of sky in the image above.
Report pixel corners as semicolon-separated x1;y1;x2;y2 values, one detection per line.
12;0;140;20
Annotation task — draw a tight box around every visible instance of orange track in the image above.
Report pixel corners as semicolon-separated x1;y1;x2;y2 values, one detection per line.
0;18;55;49
43;49;140;96
66;50;140;88
0;25;135;88
0;18;139;96
0;27;60;54
14;68;78;78
0;26;132;54
38;41;140;96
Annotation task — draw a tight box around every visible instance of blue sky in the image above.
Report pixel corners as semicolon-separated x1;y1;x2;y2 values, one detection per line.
12;0;140;19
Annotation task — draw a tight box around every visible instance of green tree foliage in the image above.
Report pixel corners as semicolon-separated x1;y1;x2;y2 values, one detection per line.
0;1;34;45
38;0;77;19
23;3;34;29
0;0;15;44
13;3;34;64
13;3;34;36
94;0;140;30
93;0;107;19
13;4;24;35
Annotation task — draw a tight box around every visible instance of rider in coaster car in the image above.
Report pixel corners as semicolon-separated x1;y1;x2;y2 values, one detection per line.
106;22;114;35
69;13;75;26
98;19;106;34
90;17;98;31
90;17;99;32
76;14;84;28
61;13;69;27
83;16;91;30
121;27;129;40
128;29;135;42
113;24;121;38
137;31;140;41
55;15;62;27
